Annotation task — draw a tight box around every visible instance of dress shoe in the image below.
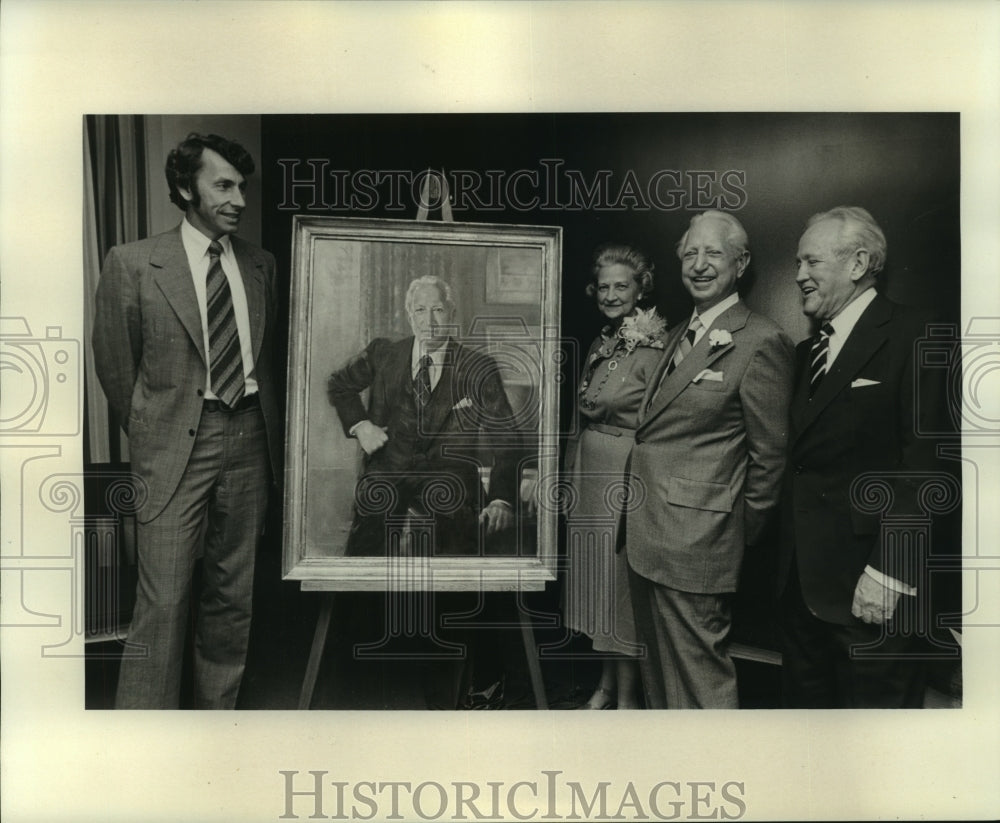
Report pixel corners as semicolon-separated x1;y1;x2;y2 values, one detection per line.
463;676;505;710
577;686;615;710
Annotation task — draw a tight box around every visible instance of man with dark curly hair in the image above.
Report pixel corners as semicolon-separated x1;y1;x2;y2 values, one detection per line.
93;133;283;709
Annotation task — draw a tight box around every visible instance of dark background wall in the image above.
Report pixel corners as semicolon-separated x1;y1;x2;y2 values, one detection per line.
261;112;960;358
147;115;263;244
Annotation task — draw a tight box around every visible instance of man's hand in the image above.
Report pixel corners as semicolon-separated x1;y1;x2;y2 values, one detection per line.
479;500;514;535
353;420;388;455
851;572;901;625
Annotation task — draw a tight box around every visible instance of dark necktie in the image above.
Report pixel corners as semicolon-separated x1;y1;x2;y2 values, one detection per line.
206;239;245;408
414;354;433;407
666;315;703;376
808;321;834;397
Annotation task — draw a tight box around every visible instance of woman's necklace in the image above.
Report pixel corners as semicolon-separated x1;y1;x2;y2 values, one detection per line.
579;335;626;411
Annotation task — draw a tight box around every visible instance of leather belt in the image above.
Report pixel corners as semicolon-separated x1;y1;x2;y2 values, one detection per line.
203;393;261;413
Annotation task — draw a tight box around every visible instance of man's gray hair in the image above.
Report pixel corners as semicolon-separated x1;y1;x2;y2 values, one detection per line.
806;206;887;277
405;275;454;314
675;209;750;260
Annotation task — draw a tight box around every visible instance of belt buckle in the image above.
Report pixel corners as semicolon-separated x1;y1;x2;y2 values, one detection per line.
205;393;257;413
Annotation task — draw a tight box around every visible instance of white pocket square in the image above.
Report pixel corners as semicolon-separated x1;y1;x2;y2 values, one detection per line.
851;378;881;388
692;369;724;383
452;397;473;410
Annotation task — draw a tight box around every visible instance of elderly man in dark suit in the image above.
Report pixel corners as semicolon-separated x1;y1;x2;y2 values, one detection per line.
93;133;282;709
778;206;945;708
328;276;522;708
625;210;795;709
328;275;518;556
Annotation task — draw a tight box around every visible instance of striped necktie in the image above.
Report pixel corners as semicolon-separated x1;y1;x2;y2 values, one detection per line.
808;321;834;397
206;239;245;408
414;354;433;407
667;315;703;375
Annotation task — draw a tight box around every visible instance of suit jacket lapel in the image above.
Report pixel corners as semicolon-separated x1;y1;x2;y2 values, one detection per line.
232;238;267;363
792;294;892;439
637;321;687;425
789;342;813;436
149;228;206;364
641;301;749;426
422;338;459;434
392;336;416;402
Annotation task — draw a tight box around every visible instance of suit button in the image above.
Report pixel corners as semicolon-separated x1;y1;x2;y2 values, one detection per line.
189;429;196;436
634;436;643;445
197;389;204;397
794;465;803;475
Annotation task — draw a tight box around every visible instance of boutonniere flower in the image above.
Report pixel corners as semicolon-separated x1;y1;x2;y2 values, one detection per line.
708;329;733;352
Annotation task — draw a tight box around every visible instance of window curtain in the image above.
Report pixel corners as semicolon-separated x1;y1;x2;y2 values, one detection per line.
83;115;148;464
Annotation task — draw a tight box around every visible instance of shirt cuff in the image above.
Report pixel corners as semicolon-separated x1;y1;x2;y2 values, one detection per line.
488;499;513;510
864;565;917;596
348;420;368;437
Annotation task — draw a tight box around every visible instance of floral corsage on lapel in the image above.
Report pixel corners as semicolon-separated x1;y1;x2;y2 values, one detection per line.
707;328;733;353
579;308;667;409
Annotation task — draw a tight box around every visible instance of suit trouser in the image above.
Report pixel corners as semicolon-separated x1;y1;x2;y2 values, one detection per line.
116;402;269;709
419;591;513;708
346;480;479;557
627;563;738;709
779;562;927;709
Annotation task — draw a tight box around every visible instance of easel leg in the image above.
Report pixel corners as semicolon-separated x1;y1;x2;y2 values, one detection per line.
298;593;335;710
519;603;548;710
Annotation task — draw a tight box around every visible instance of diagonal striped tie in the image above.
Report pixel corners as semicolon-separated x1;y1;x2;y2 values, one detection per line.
808;321;834;397
206;240;245;408
414;354;433;407
666;315;703;376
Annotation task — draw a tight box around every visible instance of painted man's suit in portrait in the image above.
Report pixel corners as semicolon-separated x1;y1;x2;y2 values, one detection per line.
328;335;520;556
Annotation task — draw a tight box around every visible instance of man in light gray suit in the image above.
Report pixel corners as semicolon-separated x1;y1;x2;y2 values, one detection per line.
93;133;282;709
625;210;794;708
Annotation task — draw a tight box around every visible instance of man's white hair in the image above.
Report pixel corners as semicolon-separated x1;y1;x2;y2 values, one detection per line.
675;209;750;260
806;206;887;277
405;275;454;314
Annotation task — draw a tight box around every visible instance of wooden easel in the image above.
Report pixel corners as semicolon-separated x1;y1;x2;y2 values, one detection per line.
298;586;548;710
298;171;548;709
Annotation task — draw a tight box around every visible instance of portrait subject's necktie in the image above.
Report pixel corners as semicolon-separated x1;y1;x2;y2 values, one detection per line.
666;315;703;376
206;239;246;408
808;321;834;397
414;354;433;407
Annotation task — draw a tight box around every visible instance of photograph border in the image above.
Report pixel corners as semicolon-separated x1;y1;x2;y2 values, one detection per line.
2;2;999;821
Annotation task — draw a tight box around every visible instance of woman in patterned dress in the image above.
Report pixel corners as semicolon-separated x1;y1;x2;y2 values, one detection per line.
564;243;667;709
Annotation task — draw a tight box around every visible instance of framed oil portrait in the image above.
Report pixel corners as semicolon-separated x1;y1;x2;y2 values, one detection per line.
283;216;562;591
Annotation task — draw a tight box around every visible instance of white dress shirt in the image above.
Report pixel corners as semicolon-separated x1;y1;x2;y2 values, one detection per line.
180;218;258;398
825;286;877;367
686;291;740;345
410;338;449;392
